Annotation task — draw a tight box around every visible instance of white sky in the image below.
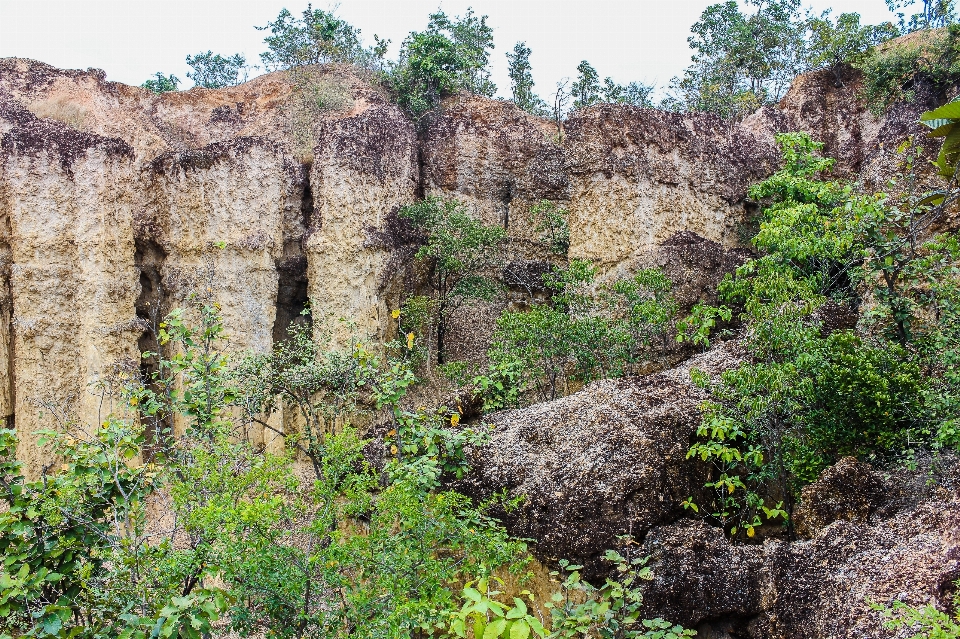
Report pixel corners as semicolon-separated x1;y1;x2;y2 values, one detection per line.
0;0;899;98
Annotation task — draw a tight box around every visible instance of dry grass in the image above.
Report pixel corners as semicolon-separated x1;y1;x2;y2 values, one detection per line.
27;97;89;131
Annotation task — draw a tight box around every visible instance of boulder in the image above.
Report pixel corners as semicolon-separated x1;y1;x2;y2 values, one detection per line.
458;342;743;570
637;458;960;638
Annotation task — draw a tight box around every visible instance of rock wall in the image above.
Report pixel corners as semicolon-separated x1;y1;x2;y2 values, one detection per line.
0;60;417;471
0;58;931;478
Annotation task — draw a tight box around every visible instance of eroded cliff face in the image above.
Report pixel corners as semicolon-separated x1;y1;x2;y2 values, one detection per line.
0;57;932;474
0;55;951;638
0;59;418;470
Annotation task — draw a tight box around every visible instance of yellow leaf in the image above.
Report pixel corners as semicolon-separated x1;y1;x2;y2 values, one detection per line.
747;526;755;538
407;332;415;349
390;445;398;455
728;484;735;494
450;413;460;427
387;429;397;437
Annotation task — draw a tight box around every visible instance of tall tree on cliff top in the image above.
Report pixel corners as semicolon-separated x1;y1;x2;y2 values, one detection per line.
186;51;249;88
257;5;388;71
671;0;807;119
886;0;956;32
571;60;601;109
507;41;549;115
390;7;496;117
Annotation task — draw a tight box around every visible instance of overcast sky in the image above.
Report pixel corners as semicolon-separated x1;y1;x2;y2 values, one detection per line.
0;0;899;99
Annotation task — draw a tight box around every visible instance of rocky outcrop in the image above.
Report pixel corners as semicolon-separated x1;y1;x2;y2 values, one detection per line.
637;457;960;638
0;60;417;471
0;56;936;476
458;342;744;570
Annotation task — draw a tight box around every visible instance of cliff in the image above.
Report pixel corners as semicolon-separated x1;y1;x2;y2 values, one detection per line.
1;56;952;637
0;58;932;474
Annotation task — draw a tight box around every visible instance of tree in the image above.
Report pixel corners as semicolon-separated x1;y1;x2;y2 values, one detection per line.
186;51;248;88
389;8;496;118
887;0;957;32
399;197;506;363
679;132;960;539
571;60;601;109
426;8;496;96
506;41;548;115
671;0;807;119
141;72;180;93
257;5;387;71
806;11;893;86
602;78;655;107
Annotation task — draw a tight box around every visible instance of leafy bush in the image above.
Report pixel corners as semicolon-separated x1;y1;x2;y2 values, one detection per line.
859;24;960;113
185;51;248;88
482;260;675;404
680;132;960;538
257;5;387;72
399;196;507;363
806;10;897;86
141;72;180;94
875;580;960;638
387;9;495;118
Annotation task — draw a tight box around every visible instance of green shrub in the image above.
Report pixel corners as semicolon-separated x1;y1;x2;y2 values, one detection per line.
875;580;960;638
481;260;675;405
859;25;960;113
387;9;495;118
399;196;507;364
681;132;960;538
185;51;247;88
141;72;180;94
257;5;387;72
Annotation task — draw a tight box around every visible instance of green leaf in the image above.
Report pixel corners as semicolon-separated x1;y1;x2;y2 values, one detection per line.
485;618;507;638
510;619;530;639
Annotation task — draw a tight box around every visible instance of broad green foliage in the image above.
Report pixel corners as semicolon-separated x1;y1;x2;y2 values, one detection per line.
400;196;507;363
446;578;547;639
483;260;676;404
185;51;247;88
389;9;495;117
257;5;387;71
141;73;180;94
921;94;960;178
1;298;535;638
681;132;960;538
859;24;960;113
546;550;695;639
507;42;549;116
875;580;960;638
0;416;226;638
446;547;695;639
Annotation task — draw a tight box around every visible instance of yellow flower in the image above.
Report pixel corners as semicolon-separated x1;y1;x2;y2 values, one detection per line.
129;397;138;406
391;309;401;319
390;445;398;455
406;332;415;349
450;413;460;427
746;526;756;538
